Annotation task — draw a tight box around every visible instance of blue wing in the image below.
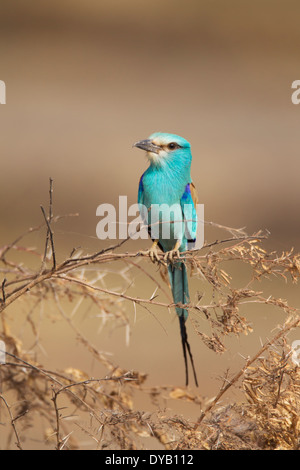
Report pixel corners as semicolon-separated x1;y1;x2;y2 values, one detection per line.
138;172;149;229
180;182;198;249
138;173;144;207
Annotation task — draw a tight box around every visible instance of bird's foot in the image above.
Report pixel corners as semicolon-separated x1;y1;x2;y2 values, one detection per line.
163;240;182;263
164;249;180;263
138;241;160;263
149;245;160;263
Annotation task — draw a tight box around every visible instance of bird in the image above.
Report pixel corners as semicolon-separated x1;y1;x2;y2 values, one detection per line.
133;132;198;387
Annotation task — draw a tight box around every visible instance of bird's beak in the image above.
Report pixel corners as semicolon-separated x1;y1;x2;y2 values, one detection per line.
133;139;160;154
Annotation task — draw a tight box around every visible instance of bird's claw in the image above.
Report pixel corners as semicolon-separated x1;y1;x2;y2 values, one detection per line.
138;247;160;263
149;246;160;263
164;249;180;263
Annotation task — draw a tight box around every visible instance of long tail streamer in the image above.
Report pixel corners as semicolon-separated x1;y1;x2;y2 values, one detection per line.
168;261;198;386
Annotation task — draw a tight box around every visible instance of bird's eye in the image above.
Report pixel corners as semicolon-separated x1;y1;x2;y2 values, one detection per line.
168;142;178;150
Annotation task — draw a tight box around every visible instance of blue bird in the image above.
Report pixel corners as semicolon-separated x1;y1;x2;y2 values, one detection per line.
134;132;198;386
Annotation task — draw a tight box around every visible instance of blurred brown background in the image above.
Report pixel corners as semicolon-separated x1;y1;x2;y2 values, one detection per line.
0;0;300;448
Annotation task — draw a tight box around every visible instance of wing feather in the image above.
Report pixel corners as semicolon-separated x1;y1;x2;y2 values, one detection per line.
180;182;198;248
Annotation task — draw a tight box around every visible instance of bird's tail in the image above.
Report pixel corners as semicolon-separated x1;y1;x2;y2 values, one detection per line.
168;261;198;387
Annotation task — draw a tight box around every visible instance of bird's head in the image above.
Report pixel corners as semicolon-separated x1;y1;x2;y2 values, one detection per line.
133;132;192;168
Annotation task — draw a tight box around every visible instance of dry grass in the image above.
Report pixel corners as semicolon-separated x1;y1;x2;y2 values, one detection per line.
0;180;299;450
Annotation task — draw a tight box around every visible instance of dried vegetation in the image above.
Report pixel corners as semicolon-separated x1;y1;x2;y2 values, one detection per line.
0;180;299;449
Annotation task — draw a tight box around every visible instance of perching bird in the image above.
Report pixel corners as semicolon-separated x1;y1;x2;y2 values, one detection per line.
134;132;198;386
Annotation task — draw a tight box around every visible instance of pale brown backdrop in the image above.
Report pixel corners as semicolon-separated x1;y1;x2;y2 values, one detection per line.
0;0;299;449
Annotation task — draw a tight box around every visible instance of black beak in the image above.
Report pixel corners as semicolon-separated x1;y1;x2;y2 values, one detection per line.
133;139;160;154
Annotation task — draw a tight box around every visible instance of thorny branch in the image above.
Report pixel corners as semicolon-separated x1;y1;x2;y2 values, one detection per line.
0;394;23;450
